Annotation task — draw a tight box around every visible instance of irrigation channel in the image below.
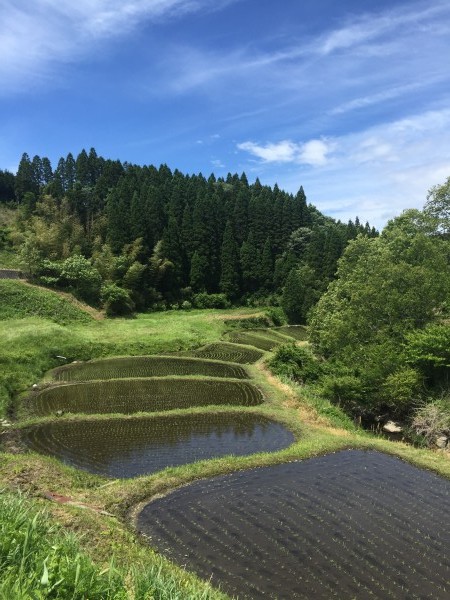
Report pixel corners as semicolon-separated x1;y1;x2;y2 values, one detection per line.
23;324;450;598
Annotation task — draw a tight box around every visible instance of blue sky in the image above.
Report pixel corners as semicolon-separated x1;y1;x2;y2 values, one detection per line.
1;0;450;228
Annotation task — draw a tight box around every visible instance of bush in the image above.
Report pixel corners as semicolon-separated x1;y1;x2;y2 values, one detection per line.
193;292;230;309
181;300;192;310
59;255;102;305
266;306;287;326
269;344;322;383
226;316;271;330
411;399;450;446
101;283;134;316
321;374;366;413
380;367;422;413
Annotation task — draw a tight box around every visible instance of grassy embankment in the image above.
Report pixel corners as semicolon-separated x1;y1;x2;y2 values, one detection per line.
1;279;450;599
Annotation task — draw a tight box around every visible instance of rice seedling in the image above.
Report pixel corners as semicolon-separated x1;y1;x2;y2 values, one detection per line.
137;449;450;600
52;356;249;382
31;378;264;416
192;343;263;364
225;331;280;351
274;325;308;341
21;413;295;478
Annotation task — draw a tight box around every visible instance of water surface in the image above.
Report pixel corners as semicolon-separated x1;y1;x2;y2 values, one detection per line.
22;413;294;478
138;450;450;599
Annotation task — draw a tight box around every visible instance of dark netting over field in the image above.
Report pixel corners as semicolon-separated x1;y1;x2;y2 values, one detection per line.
52;356;249;382
192;342;263;363
21;413;294;478
31;378;263;415
138;450;450;599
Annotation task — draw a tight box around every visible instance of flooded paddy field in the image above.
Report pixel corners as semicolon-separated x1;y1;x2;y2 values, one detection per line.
21;413;295;478
192;342;263;363
31;378;263;416
137;450;450;599
52;356;249;382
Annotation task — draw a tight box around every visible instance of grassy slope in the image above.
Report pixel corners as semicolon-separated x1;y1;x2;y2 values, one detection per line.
0;280;245;418
1;285;450;598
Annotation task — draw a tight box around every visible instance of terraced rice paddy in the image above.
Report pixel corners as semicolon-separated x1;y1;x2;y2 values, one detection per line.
137;450;450;599
225;326;308;351
52;356;249;382
31;378;264;416
192;342;263;364
275;325;308;340
225;331;282;351
21;413;295;478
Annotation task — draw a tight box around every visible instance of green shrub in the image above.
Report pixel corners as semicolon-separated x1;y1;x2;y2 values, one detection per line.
380;367;422;413
265;307;287;326
101;283;134;316
193;292;230;309
59;255;102;305
321;374;365;413
269;344;322;383
225;316;271;330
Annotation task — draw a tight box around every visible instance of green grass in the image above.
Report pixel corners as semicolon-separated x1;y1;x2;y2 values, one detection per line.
0;303;257;419
0;280;92;325
0;490;227;599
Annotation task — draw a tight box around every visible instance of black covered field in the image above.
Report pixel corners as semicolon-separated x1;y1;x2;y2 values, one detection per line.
137;450;450;599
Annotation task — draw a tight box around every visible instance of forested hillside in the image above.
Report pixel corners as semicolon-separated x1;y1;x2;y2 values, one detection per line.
0;149;376;316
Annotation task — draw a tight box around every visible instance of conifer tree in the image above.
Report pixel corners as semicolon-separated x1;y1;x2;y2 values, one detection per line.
15;153;35;201
220;221;240;300
65;153;77;190
190;250;209;292
75;149;90;186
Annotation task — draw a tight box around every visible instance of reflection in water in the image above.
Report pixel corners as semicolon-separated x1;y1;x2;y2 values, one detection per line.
137;450;450;599
22;413;294;478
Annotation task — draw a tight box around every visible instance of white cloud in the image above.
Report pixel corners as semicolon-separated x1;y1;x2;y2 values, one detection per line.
237;139;334;167
237;140;298;163
256;108;450;229
299;140;334;167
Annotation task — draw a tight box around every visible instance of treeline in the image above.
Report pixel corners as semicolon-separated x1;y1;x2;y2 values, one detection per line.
1;149;376;315
270;176;450;444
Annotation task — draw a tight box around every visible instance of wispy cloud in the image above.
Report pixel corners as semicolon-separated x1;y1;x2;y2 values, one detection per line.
161;0;450;97
0;0;239;93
